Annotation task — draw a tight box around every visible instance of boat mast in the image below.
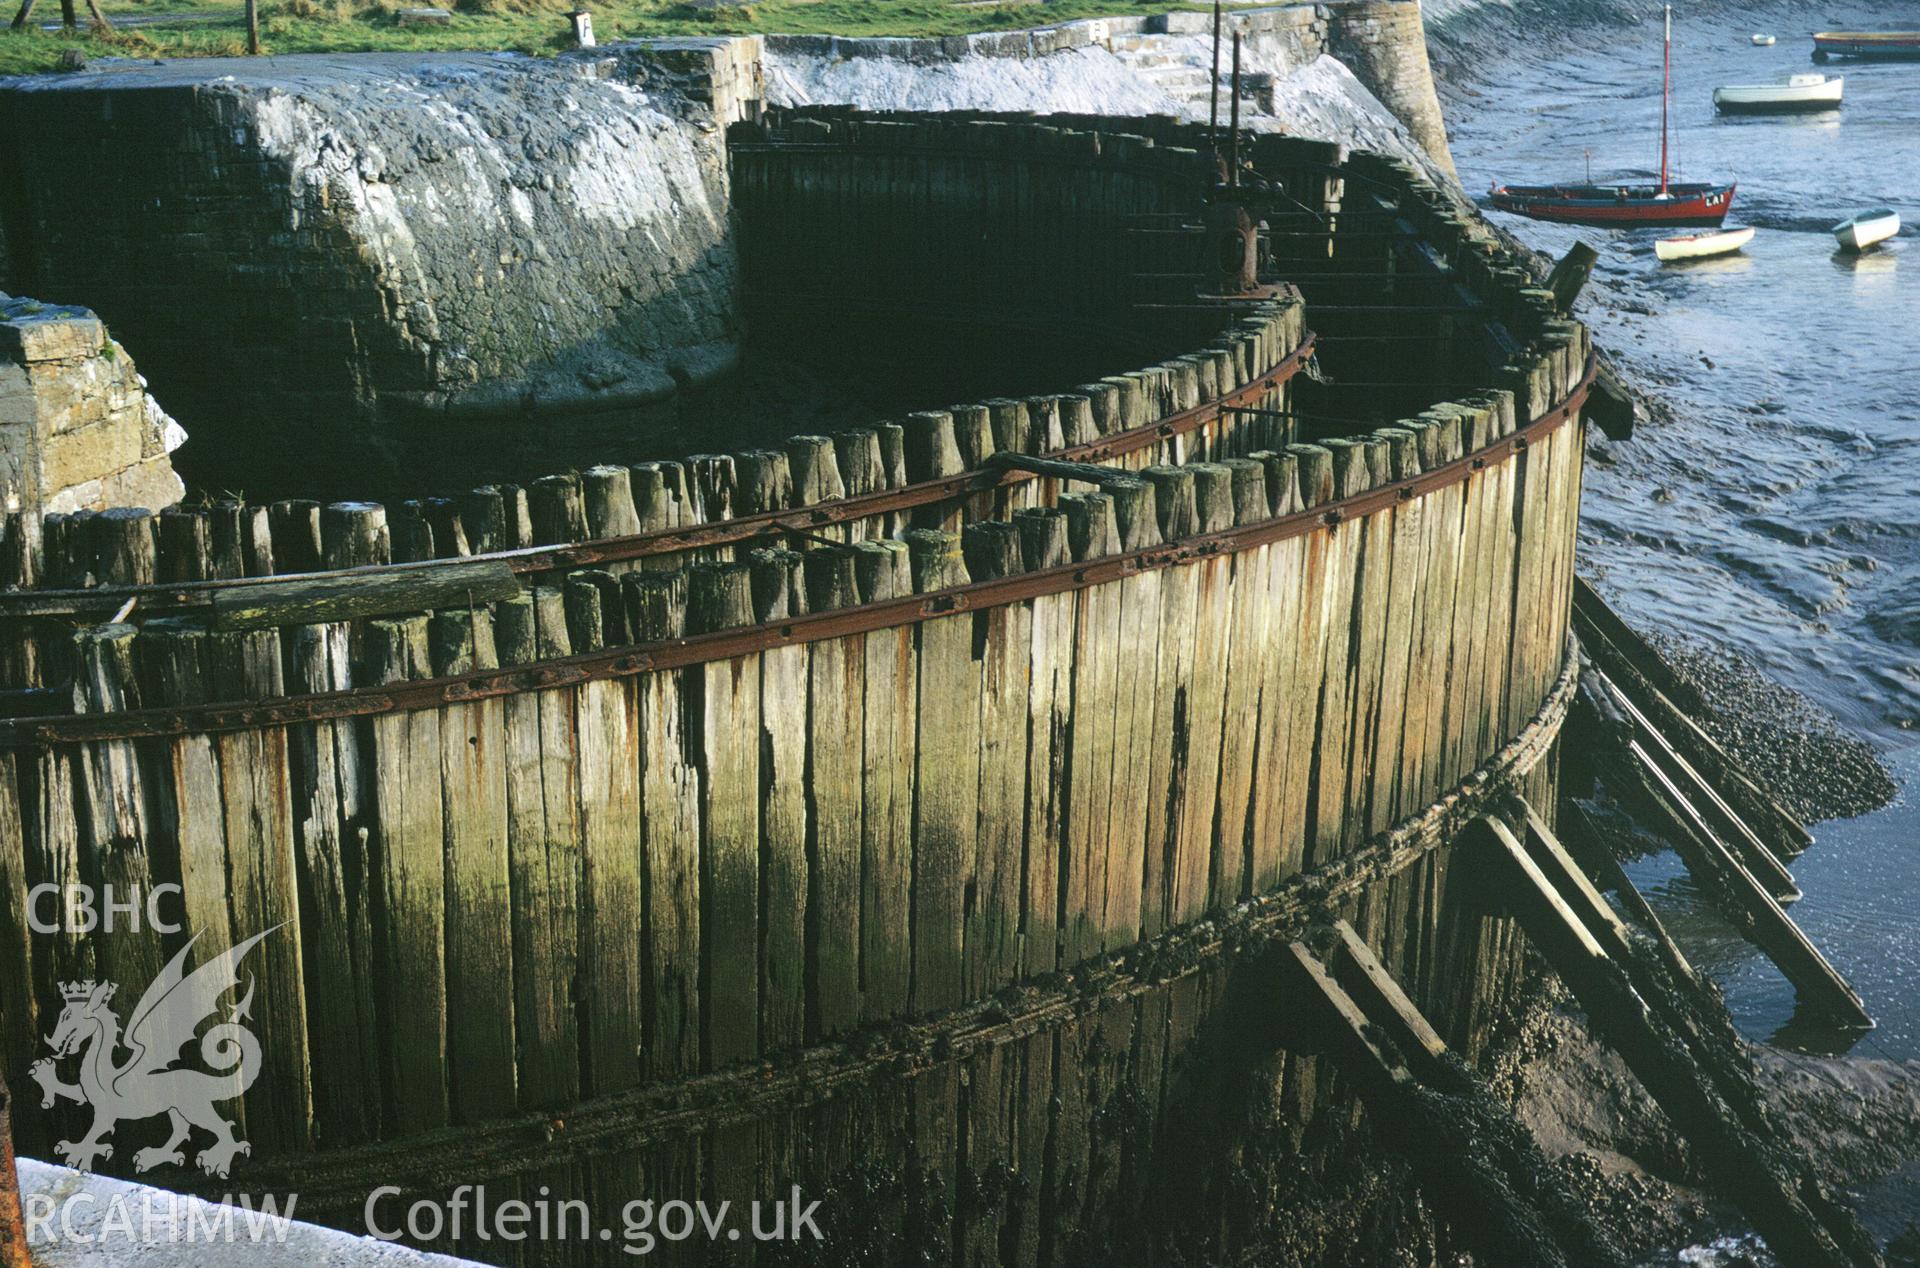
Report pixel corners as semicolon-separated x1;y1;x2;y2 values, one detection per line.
1209;0;1222;157
1660;4;1671;194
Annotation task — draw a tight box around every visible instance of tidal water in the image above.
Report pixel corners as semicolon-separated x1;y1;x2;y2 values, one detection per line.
1444;2;1920;1059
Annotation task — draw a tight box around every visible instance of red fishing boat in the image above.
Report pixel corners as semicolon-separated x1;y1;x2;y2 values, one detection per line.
1813;31;1920;61
1490;6;1735;229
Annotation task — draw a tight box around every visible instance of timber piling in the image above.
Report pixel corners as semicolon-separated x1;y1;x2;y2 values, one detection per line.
0;105;1880;1265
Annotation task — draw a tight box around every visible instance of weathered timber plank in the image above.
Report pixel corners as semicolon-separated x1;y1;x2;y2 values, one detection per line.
1141;564;1198;938
958;1043;1012;1268
1279;525;1332;883
1021;574;1072;980
761;637;809;1051
1418;439;1468;805
908;1062;961;1260
1212;544;1271;905
1173;556;1230;921
807;631;864;1038
970;602;1031;996
1103;569;1162;949
912;612;980;1010
430;609;517;1120
576;653;645;1091
861;625;916;1022
1308;513;1362;867
1340;457;1394;851
1370;489;1423;834
69;628;167;1063
205;629;312;1153
496;592;581;1106
210;560;520;631
1063;567;1123;960
285;622;380;1144
1082;999;1137;1240
0;753;40;1153
1248;536;1305;893
1042;1015;1093;1257
366;616;449;1132
699;652;761;1067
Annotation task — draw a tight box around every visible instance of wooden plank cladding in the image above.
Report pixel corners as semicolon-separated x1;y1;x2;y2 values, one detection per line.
0;350;1593;1155
197;644;1581;1262
0;113;1599;1208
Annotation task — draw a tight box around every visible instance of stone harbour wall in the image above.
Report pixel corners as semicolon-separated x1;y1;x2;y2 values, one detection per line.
0;295;182;518
764;3;1457;193
1325;0;1456;176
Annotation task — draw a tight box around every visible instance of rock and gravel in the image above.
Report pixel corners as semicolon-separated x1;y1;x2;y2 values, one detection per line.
1643;631;1898;824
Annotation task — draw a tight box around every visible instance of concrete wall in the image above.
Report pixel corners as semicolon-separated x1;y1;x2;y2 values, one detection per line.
0;46;751;495
0;295;182;518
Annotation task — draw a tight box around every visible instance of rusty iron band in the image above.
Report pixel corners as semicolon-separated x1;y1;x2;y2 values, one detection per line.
0;352;1592;748
0;332;1315;622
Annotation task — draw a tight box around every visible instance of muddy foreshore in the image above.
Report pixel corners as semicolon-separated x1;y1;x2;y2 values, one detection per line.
1424;2;1916;1261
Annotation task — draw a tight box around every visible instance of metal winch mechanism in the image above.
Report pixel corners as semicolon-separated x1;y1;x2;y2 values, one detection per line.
1199;7;1280;303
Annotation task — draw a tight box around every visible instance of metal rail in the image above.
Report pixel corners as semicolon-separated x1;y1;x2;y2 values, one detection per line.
0;353;1597;747
0;333;1317;622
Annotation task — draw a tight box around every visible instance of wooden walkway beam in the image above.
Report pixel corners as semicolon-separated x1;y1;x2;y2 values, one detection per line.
211;560;521;631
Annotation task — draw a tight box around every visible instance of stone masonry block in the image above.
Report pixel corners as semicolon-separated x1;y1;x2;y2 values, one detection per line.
0;309;106;364
40;415;144;493
1149;11;1215;34
98;454;186;512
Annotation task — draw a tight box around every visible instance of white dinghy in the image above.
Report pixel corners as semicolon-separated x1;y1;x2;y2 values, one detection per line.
1833;208;1900;252
1751;33;1776;46
1655;225;1755;262
1713;73;1843;114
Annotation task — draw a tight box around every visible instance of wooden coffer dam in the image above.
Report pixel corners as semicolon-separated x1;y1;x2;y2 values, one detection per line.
0;111;1604;1262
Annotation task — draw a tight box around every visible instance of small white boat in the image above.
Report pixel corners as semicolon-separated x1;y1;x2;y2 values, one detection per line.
1833;208;1900;252
1751;33;1776;46
1713;73;1843;114
1655;225;1755;261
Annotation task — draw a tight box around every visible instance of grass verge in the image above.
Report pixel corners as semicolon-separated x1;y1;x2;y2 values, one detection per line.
1;0;1206;77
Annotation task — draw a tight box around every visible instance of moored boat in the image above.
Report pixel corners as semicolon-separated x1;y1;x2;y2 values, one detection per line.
1655;225;1754;262
1491;7;1736;229
1491;181;1736;227
1813;31;1920;61
1714;73;1843;115
1832;209;1901;252
1751;34;1775;46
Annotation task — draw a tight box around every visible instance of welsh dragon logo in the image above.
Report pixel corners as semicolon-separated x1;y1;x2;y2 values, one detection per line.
29;927;275;1179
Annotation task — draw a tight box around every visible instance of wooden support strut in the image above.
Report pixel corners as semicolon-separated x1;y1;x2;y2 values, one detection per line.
1555;799;1703;994
1468;813;1882;1268
1586;666;1800;901
1573;576;1810;858
1280;922;1624;1268
1617;735;1869;1027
